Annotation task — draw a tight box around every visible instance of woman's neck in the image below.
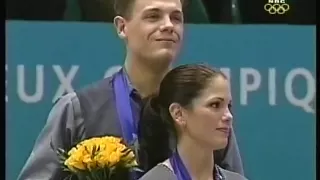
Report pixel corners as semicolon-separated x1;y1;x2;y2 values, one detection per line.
176;137;215;180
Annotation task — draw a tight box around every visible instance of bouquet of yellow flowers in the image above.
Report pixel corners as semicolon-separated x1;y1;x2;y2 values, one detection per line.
52;136;140;180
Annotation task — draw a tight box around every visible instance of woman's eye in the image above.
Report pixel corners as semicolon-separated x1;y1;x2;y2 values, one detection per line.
211;102;220;108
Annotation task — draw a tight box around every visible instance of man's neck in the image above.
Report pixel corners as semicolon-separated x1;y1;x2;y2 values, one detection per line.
124;58;170;98
177;136;214;180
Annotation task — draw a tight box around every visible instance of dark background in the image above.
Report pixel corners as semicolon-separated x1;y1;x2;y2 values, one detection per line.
6;0;316;24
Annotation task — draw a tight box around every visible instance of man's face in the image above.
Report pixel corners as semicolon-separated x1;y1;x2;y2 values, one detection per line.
116;0;184;66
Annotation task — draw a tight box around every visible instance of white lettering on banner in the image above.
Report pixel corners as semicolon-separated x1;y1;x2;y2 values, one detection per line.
9;65;316;113
104;65;122;78
6;65;8;102
268;68;276;105
17;65;44;103
52;65;79;103
240;68;261;105
285;68;315;113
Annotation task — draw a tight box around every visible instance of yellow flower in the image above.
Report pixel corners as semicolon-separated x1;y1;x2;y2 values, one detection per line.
102;136;122;144
95;151;110;168
64;155;86;172
108;151;121;166
84;154;97;170
61;136;137;174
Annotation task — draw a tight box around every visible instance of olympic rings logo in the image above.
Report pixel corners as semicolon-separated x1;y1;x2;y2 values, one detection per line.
264;3;290;14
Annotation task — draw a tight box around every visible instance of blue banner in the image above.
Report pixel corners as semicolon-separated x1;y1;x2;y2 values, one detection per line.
6;21;316;180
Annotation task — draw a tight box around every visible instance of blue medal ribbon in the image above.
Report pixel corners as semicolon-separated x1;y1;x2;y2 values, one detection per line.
113;69;137;145
113;69;140;179
170;150;224;180
170;150;192;180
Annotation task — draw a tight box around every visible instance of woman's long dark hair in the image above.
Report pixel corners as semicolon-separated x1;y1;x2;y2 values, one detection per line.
137;64;226;171
137;95;173;171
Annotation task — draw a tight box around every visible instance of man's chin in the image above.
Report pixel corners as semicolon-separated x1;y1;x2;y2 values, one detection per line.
152;49;176;61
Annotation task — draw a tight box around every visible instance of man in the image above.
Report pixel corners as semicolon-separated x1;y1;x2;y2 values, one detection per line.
18;0;244;179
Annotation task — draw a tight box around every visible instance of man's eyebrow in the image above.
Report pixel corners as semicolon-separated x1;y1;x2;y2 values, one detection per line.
143;7;161;13
143;7;182;14
172;10;183;14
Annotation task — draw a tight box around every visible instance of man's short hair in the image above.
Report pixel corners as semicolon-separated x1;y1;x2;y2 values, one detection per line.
114;0;186;19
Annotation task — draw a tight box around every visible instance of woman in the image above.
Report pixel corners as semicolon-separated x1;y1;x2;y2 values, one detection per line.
137;64;248;180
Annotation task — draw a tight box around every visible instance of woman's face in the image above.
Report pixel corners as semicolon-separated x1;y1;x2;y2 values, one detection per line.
180;75;233;150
